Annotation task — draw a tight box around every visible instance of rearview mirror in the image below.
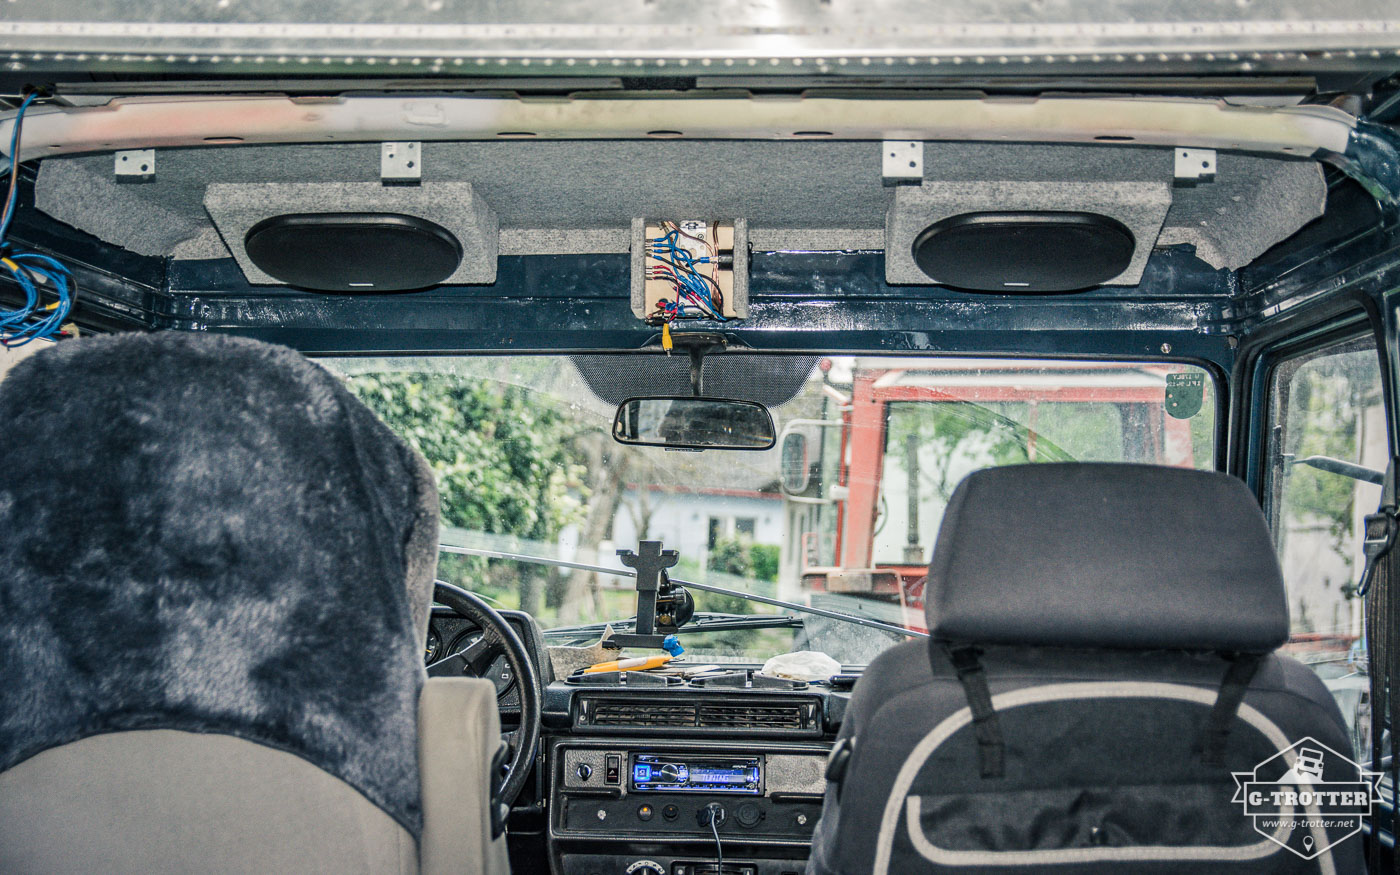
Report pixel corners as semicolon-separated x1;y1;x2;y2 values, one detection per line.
613;397;776;450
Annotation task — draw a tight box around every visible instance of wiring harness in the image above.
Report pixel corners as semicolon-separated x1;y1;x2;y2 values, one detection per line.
1;90;76;347
645;221;727;324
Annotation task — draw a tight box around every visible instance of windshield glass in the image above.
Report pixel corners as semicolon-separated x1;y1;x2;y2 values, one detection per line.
322;355;1215;666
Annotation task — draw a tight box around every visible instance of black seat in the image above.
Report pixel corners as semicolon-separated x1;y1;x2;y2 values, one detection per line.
808;463;1363;875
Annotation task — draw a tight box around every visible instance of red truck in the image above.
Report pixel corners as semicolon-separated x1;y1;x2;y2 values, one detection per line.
781;358;1203;633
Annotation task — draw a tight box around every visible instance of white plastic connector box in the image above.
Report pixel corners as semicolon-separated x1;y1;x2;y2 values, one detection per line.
630;218;748;322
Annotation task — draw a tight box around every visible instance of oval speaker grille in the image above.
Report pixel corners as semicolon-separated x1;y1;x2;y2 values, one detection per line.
244;212;463;292
911;211;1135;293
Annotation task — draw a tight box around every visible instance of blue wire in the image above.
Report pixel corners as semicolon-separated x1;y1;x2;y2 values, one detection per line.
648;226;726;321
2;254;73;345
0;92;38;247
1;93;78;346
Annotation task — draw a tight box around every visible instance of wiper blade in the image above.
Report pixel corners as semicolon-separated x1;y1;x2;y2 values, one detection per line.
439;543;928;639
543;612;805;640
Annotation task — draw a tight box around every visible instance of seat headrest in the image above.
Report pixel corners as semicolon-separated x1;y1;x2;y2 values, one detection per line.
925;463;1288;653
0;332;439;836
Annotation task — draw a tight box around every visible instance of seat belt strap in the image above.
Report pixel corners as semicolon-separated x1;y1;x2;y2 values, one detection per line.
1363;460;1398;875
933;644;1005;779
1194;653;1264;767
1358;460;1397;600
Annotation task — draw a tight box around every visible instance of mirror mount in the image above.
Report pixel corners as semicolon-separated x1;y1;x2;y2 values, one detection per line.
665;331;726;397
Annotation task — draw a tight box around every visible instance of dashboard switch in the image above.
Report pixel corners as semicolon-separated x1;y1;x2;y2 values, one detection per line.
605;753;621;784
575;763;593;781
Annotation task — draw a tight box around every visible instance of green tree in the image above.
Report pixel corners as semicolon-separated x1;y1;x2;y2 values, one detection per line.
1280;355;1380;568
344;371;589;613
884;401;1078;504
750;544;780;583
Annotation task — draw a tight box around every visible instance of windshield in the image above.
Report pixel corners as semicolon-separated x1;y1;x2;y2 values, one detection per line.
322;354;1215;666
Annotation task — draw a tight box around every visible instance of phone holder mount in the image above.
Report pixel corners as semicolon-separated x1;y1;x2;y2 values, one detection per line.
606;539;693;653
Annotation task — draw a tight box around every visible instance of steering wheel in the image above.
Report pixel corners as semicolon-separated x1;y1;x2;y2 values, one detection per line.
425;581;542;820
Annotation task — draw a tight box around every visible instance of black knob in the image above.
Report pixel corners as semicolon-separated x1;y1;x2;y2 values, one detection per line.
575;763;593;781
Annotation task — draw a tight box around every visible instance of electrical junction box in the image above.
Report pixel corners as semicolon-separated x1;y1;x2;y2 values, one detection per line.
630;218;748;323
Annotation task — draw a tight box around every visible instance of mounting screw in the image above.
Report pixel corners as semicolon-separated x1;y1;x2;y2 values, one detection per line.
1160;343;1172;354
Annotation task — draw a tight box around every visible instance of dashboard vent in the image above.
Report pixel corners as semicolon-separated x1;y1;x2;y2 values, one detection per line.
588;701;698;727
577;696;821;736
698;702;809;731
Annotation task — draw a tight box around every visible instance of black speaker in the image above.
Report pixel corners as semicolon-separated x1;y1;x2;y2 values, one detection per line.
243;213;463;292
910;211;1135;293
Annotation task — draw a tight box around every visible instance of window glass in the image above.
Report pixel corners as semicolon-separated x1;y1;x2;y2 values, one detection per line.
869;361;1214;565
1266;336;1385;751
322;355;1216;666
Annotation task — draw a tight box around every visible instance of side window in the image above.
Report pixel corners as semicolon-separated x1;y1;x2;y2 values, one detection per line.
1266;336;1385;700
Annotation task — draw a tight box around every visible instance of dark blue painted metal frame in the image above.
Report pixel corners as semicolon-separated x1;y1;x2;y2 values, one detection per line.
2;121;1398;473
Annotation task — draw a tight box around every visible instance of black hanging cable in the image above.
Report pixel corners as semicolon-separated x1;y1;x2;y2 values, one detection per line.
704;802;724;874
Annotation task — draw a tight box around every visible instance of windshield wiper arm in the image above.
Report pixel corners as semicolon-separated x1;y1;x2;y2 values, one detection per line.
1286;454;1384;485
439;543;928;639
543;612;806;640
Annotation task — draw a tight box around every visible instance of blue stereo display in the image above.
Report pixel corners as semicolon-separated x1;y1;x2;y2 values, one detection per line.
629;753;763;794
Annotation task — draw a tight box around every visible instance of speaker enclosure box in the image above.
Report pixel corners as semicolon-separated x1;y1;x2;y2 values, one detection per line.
205;182;498;287
885;180;1171;288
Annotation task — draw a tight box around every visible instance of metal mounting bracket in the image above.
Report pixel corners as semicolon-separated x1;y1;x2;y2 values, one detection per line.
882;140;923;186
113;148;154;182
381;141;421;185
1174;147;1217;185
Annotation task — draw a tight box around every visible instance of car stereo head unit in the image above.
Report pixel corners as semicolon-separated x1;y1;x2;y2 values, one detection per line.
629;753;763;795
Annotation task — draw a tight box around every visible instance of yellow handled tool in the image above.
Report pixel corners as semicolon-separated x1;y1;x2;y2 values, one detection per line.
583;654;673;674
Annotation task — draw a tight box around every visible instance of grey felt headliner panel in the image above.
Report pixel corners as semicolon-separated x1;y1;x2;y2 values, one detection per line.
34;141;1324;276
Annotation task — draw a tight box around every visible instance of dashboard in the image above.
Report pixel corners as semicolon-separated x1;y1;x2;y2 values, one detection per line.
543;664;848;875
427;607;846;875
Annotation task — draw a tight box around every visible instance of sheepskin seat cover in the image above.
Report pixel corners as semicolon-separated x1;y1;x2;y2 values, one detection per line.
0;332;440;836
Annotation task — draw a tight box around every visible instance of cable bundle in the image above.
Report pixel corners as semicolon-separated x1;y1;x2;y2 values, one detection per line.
646;221;726;323
1;91;76;347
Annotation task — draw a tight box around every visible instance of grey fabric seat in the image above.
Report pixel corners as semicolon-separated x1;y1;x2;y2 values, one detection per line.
808;463;1363;875
0;332;508;875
